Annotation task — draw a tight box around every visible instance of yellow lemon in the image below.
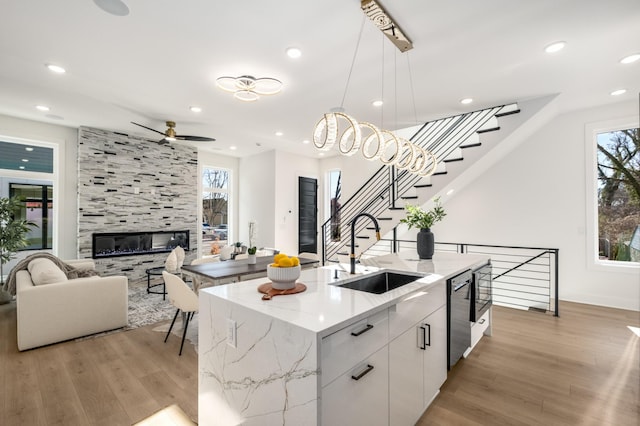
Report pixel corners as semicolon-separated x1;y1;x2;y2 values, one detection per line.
290;256;300;266
274;253;287;263
278;257;293;267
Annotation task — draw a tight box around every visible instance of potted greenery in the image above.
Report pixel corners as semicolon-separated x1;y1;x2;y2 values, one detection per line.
400;197;446;259
0;196;36;303
247;246;257;264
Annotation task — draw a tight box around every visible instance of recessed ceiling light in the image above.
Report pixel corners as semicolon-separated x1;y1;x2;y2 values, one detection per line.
446;189;455;196
544;41;566;53
286;47;302;59
25;147;34;151
93;0;130;16
22;159;29;162
302;139;310;144
275;131;283;136
19;166;25;170
46;64;66;74
460;98;473;105
229;146;237;150
36;105;50;111
620;54;640;64
610;89;627;96
319;152;325;156
372;100;384;107
189;106;202;113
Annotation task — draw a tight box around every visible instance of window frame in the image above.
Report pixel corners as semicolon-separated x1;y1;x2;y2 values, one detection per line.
9;183;53;250
201;166;232;255
585;116;640;271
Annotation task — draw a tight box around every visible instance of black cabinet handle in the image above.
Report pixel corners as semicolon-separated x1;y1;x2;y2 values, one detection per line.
351;364;374;381
351;324;373;337
419;323;431;350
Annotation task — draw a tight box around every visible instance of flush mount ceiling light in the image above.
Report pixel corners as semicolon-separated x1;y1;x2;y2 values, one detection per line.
216;75;283;102
189;106;202;113
610;89;627;96
620;54;640;64
36;105;50;111
361;0;413;52
460;98;473;105
46;64;66;74
544;41;566;53
93;0;129;16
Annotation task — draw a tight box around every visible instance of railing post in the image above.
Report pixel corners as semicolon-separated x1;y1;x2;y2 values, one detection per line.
554;249;559;317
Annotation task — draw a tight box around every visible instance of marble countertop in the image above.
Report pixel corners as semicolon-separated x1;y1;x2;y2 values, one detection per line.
200;251;489;337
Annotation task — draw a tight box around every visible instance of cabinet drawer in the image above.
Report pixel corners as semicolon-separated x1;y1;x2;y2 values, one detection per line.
321;345;389;426
321;309;388;387
470;308;490;350
388;281;445;341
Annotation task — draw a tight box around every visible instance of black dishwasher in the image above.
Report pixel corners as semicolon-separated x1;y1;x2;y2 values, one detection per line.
447;269;472;369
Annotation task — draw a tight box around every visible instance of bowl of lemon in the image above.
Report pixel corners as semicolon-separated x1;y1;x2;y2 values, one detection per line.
267;253;301;290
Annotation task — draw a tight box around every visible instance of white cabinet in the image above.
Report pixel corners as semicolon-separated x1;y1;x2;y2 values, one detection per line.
321;345;389;426
389;288;447;426
422;306;447;407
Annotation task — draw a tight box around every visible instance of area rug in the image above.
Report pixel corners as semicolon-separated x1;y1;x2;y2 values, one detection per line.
126;279;176;329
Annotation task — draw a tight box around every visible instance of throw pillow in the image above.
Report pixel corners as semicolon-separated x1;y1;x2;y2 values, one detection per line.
27;258;68;286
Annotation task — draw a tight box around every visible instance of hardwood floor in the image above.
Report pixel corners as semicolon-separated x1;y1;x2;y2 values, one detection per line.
1;300;638;425
0;302;198;425
418;302;640;426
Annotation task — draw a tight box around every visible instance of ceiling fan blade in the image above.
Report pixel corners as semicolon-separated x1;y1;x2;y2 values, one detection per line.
176;135;216;142
131;121;166;136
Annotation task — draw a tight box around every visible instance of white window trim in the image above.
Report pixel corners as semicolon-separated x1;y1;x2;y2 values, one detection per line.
584;116;640;272
200;165;232;257
0;134;58;255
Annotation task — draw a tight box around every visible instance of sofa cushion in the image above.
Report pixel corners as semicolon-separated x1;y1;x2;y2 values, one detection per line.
27;258;68;286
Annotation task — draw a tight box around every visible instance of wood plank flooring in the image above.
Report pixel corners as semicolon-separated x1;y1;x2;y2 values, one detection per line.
1;300;638;425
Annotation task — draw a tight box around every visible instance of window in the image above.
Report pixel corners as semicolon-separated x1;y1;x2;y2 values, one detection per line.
328;169;341;241
595;127;639;263
202;167;230;255
9;183;53;250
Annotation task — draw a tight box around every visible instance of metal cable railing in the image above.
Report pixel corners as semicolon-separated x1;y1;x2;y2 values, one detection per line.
367;238;560;316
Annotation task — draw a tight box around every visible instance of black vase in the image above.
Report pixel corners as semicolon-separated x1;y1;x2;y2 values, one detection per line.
417;228;434;259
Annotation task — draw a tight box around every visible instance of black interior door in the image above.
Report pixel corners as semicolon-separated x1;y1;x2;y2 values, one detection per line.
298;177;317;254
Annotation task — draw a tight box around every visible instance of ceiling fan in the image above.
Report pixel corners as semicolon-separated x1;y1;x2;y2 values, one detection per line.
131;121;216;145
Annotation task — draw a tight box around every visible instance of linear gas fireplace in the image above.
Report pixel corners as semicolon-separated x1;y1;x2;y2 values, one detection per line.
92;230;189;259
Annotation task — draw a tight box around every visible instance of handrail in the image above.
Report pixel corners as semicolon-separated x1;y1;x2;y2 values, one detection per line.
320;103;519;265
367;238;560;316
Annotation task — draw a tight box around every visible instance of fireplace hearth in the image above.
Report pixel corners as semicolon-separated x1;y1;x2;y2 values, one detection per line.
92;230;189;259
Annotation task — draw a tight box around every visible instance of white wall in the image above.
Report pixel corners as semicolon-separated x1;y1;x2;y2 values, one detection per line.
273;151;320;255
0;114;78;262
434;100;639;311
238;151;276;250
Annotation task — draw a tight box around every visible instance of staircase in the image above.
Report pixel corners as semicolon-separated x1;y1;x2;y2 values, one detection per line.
320;96;554;265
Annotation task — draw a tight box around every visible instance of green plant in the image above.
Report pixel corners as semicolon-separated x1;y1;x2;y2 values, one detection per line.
248;246;257;255
400;197;446;231
0;196;36;285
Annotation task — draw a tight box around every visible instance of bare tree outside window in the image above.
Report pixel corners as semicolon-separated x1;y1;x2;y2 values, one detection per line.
202;167;230;254
596;127;640;262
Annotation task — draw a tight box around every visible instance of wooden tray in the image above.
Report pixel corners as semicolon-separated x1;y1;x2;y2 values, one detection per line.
258;282;307;300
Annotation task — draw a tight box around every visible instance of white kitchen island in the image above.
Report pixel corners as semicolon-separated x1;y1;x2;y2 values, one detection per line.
198;251;489;426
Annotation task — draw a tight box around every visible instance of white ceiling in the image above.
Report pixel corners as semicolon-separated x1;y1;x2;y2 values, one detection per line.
1;0;639;158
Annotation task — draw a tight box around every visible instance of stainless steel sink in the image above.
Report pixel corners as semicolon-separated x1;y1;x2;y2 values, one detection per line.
332;271;423;294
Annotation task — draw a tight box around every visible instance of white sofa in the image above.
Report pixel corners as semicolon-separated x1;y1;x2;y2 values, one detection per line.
16;259;128;351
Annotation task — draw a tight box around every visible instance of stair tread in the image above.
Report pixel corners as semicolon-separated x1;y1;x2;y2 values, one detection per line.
443;157;463;163
460;142;482;149
389;207;404;210
432;171;447;176
495;109;520;118
477;126;500;134
414;184;433;188
356;236;370;239
401;196;418;199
